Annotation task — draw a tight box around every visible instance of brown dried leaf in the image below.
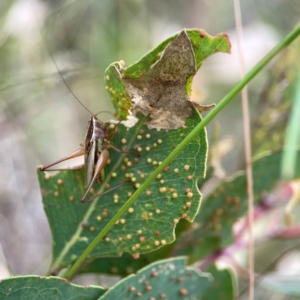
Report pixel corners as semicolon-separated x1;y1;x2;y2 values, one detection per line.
123;30;197;131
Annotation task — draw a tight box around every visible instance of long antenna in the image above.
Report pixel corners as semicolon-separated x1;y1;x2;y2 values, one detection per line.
47;46;94;116
36;16;94;116
95;111;115;117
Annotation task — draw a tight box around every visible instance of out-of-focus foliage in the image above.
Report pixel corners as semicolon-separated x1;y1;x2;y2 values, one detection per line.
252;37;300;155
0;1;300;299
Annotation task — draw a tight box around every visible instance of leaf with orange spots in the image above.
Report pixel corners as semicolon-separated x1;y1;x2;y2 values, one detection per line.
38;107;207;273
98;257;211;300
79;219;191;276
78;168;216;277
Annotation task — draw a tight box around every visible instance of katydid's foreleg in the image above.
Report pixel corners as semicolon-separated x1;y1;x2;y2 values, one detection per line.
40;147;85;171
81;148;109;203
106;122;139;157
108;143;140;157
106;120;122;139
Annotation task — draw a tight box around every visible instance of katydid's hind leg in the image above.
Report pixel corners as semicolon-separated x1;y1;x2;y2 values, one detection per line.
81;180;134;203
81;148;110;203
41;165;84;172
106;129;118;139
40;147;85;171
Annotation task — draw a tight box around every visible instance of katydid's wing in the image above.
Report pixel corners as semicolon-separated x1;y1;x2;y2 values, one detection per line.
84;140;96;189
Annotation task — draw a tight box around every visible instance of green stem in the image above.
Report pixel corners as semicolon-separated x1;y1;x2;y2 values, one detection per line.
63;24;300;280
281;75;300;179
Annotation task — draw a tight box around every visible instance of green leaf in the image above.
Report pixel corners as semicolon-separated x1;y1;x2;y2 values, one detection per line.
75;171;214;277
171;150;300;263
73;167;216;277
98;257;211;300
38;108;207;273
202;265;236;300
0;276;104;300
105;29;231;120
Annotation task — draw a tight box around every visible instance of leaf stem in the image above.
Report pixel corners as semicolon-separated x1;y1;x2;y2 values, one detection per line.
63;24;300;280
281;75;300;180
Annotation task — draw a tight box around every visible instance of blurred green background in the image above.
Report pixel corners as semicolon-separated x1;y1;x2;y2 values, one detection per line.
0;0;299;294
